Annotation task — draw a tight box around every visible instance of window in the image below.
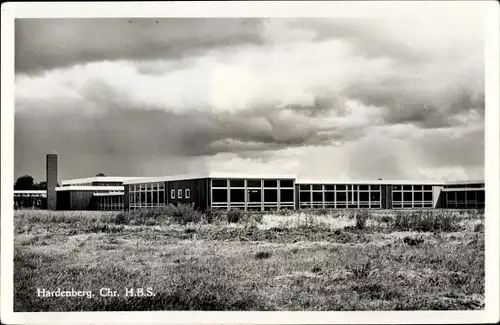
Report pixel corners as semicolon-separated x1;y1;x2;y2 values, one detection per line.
424;191;433;201
185;189;191;199
312;191;323;203
280;189;294;202
300;191;311;203
212;179;227;187
325;192;335;202
414;191;423;201
212;189;227;203
393;191;402;201
247;179;261;188
178;189;183;199
230;179;245;187
312;184;322;191
248;189;261;202
359;192;369;202
171;189;176;199
264;179;278;188
359;185;369;191
299;184;310;191
280;180;294;188
230;189;245;202
264;189;278;202
324;185;335;191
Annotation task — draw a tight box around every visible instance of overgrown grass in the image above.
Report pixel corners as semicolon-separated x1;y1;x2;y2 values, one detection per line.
392;210;462;232
14;218;485;311
13;209;484;311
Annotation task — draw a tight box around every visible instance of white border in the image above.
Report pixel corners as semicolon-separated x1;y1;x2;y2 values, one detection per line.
1;1;499;325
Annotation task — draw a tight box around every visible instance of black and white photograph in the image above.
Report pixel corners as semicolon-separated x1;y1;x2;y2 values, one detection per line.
1;1;499;324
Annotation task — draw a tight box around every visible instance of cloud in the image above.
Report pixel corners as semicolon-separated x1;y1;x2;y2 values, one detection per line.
15;18;265;74
14;16;485;181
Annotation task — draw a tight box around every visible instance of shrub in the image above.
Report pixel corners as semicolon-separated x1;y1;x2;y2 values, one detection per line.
355;210;370;230
113;212;128;225
474;223;484;233
227;209;243;223
205;209;225;224
403;236;425;246
171;204;204;225
255;251;272;259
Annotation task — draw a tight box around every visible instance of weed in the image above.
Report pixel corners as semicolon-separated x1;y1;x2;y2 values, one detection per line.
355;210;370;230
350;260;373;279
227;209;243;223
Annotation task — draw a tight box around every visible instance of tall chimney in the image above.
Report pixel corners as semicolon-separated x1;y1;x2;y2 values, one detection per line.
46;153;58;210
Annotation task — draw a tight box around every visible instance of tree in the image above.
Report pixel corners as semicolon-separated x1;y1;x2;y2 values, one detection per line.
14;175;34;190
96;173;106;177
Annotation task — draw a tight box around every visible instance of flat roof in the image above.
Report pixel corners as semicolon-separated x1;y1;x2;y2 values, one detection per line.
56;186;124;192
61;176;144;186
93;192;125;196
14;190;47;194
122;173;484;186
296;179;447;185
123;172;297;185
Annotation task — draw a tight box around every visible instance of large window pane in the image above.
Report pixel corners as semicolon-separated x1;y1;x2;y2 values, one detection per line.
424;191;433;201
230;189;245;202
300;191;311;203
248;189;261;202
370;192;380;201
403;192;412;201
280;189;294;202
325;192;335;202
477;190;485;202
264;189;278;202
336;192;347;202
212;189;228;202
312;191;322;203
359;192;369;201
393;191;402;201
414;191;423;201
159;191;165;203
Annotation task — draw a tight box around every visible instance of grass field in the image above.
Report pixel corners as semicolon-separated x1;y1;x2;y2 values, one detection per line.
14;207;485;311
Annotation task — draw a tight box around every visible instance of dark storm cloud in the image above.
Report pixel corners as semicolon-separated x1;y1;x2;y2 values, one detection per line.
16;18;265;74
14;15;485;180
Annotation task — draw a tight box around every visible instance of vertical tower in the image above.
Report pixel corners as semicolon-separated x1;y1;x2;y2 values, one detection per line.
46;153;58;210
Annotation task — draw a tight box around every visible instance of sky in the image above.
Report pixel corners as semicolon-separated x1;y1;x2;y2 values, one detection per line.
14;14;485;182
